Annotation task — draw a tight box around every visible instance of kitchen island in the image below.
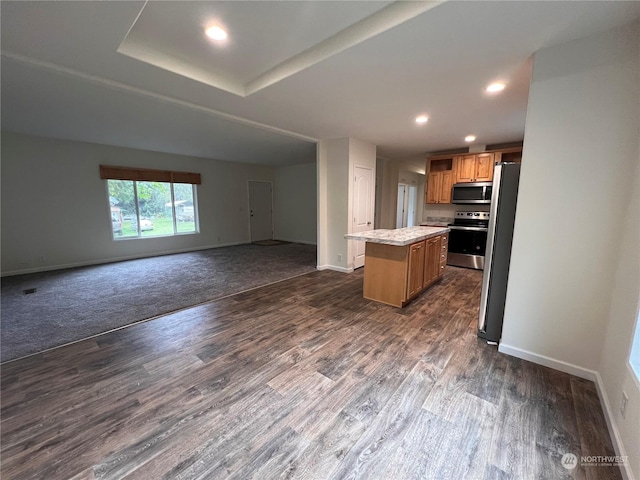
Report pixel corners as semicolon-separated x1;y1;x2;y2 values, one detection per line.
346;226;450;307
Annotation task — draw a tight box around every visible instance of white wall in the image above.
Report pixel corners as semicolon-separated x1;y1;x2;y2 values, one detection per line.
273;162;317;245
317;137;376;271
317;138;350;270
375;158;399;229
501;22;639;478
1;131;276;275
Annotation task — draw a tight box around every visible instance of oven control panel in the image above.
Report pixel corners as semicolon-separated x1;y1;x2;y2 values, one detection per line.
454;211;490;220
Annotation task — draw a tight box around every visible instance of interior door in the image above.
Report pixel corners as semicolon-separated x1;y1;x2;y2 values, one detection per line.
352;165;374;269
248;181;273;242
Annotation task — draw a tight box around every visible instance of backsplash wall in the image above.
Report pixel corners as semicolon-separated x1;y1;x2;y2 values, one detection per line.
422;203;490;223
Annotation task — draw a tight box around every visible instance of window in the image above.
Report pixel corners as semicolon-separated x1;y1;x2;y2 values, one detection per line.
101;165;200;240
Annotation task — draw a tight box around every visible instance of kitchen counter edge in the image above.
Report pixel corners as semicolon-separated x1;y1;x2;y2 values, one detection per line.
344;226;450;247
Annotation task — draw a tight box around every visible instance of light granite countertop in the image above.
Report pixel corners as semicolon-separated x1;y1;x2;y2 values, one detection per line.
345;226;450;247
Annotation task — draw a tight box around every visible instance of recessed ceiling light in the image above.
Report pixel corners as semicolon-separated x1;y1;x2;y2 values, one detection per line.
486;82;506;93
205;25;227;41
465;135;476;142
415;115;429;124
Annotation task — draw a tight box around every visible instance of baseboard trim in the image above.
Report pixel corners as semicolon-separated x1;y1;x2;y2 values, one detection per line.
498;343;597;380
316;264;353;273
593;372;634;480
1;241;247;277
499;343;634;480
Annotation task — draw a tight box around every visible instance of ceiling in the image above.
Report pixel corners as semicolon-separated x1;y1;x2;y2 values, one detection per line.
2;1;639;167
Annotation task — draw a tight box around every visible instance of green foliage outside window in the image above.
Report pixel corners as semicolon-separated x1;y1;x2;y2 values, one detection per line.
108;180;197;239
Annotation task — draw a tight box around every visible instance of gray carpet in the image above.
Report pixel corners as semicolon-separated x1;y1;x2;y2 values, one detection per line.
1;243;317;362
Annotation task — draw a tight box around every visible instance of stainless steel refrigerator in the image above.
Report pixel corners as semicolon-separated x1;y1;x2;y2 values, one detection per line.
478;162;521;344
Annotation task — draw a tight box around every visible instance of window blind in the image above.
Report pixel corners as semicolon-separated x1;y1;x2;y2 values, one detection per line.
99;165;201;185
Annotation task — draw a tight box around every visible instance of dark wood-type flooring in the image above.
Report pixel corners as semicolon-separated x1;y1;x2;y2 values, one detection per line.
1;267;621;479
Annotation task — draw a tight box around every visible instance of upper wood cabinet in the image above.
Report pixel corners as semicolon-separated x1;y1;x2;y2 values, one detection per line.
426;172;439;204
455;155;475;182
494;148;523;163
425;156;454;204
426;146;522;204
439;171;454;203
455;153;495;183
426;170;454;204
474;153;495;181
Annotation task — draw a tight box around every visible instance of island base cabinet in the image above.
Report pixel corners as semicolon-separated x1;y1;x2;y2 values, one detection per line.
423;237;440;288
407;241;426;298
363;235;447;308
363;243;410;308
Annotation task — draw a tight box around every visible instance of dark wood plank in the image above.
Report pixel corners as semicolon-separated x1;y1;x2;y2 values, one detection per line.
0;267;622;480
280;410;366;479
326;360;440;479
378;407;453;478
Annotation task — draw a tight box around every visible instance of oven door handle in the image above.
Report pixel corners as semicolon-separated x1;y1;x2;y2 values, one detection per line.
448;226;489;232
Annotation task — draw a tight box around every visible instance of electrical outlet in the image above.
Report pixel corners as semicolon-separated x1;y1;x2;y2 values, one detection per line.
337;254;342;263
620;391;629;418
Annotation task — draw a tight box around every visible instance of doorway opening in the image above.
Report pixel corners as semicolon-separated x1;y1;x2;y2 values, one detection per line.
397;184;418;228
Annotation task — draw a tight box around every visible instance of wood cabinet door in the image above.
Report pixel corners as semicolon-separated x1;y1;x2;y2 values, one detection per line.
439;171;453;203
424;237;440;287
407;241;425;298
456;155;476;183
426;172;441;204
475;153;495;181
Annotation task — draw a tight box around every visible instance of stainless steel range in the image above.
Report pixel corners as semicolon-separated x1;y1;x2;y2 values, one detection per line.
447;211;489;270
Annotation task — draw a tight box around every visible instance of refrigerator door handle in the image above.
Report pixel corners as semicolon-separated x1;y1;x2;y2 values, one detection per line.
448;226;488;232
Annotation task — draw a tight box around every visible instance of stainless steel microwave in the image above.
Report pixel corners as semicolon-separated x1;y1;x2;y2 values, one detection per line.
452;182;493;204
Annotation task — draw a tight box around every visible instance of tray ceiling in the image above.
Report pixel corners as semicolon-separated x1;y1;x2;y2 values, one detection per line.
2;1;639;165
